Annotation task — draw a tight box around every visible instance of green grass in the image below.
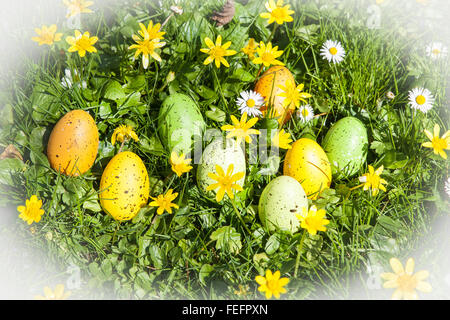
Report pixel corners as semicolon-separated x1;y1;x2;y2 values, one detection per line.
0;0;449;299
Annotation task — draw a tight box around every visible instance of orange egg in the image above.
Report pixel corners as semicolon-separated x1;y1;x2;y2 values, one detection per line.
47;110;99;176
254;66;296;125
283;138;332;200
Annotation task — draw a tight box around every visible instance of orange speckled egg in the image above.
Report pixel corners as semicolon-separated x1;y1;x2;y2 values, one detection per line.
254;66;296;125
47;110;99;176
99;151;149;221
283;138;332;200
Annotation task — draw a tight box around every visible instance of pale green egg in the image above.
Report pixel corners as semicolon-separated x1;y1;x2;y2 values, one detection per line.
258;176;308;233
322;116;368;180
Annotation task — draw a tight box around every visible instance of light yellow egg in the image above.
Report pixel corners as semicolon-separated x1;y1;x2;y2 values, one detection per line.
283;138;332;200
99;151;149;221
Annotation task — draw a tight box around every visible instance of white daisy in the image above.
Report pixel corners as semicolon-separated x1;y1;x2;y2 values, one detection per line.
426;42;448;60
408;87;435;113
296;104;314;123
320;40;346;64
445;177;450;197
236;90;264;117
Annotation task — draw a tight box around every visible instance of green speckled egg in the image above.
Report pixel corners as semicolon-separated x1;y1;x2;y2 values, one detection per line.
322;117;368;179
196;138;246;198
258;176;308;233
99;151;149;221
158;93;206;155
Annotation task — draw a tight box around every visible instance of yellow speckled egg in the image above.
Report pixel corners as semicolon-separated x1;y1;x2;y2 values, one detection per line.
283;138;332;200
47;110;99;176
99;151;150;221
254;66;296;125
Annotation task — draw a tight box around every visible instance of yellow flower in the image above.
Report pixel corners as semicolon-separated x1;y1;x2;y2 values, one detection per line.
277;80;312;110
380;258;432;300
111;125;139;145
128;22;166;69
272;129;292;149
206;164;245;202
221;112;261;145
422;124;450;160
17;195;45;225
255;270;289;299
295;205;329;236
170;152;193;177
63;0;94;18
149;189;179;215
200;35;237;68
358;165;388;196
252;41;284;67
34;284;71;300
66;30;98;58
260;0;294;25
32;24;62;46
241;38;259;60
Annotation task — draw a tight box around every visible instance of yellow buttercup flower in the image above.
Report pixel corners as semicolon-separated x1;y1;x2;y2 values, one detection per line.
129;22;166;69
295;205;329;236
255;270;289;299
358;165;388;196
260;0;294;25
200;35;237;68
111;125;139;146
272;129;292;149
277;80;312;110
241;38;259;60
66;30;98;57
34;284;71;300
422;124;450;160
380;258;432;300
63;0;94;18
252;42;284;67
149;189;179;215
206;164;245;202
32;24;63;46
170;152;193;177
17;195;45;225
221;112;261;145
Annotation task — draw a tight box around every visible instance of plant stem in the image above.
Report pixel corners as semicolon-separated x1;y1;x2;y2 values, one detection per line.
278;104;292;130
230;198;252;236
294;229;306;278
267;23;278;44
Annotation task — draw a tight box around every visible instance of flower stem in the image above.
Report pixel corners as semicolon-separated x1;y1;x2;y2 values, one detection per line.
278;104;292;130
267;23;278;44
294;229;306;278
230;198;252;236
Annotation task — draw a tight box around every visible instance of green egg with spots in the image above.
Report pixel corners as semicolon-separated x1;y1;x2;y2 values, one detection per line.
322;116;368;180
258;176;308;233
196;138;246;199
99;151;150;221
158;93;206;155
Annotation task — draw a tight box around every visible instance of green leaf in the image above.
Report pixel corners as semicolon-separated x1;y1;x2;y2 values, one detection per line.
265;233;281;255
199;264;214;286
229;68;255;82
206;106;226;122
104;80;126;101
139;135;165;156
210;226;242;254
0;158;26;185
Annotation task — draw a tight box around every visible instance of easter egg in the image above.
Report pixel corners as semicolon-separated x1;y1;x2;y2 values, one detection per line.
47;109;99;176
258;175;308;233
322;116;368;179
254;66;296;125
196;138;246;198
158;93;206;155
283;138;332;200
99;151;149;221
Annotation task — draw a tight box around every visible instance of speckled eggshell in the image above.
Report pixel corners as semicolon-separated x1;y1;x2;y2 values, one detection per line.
322;117;368;179
196;138;246;198
99;151;150;221
47;110;99;176
283;138;332;200
254;66;296;125
258;175;307;233
158;93;206;155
